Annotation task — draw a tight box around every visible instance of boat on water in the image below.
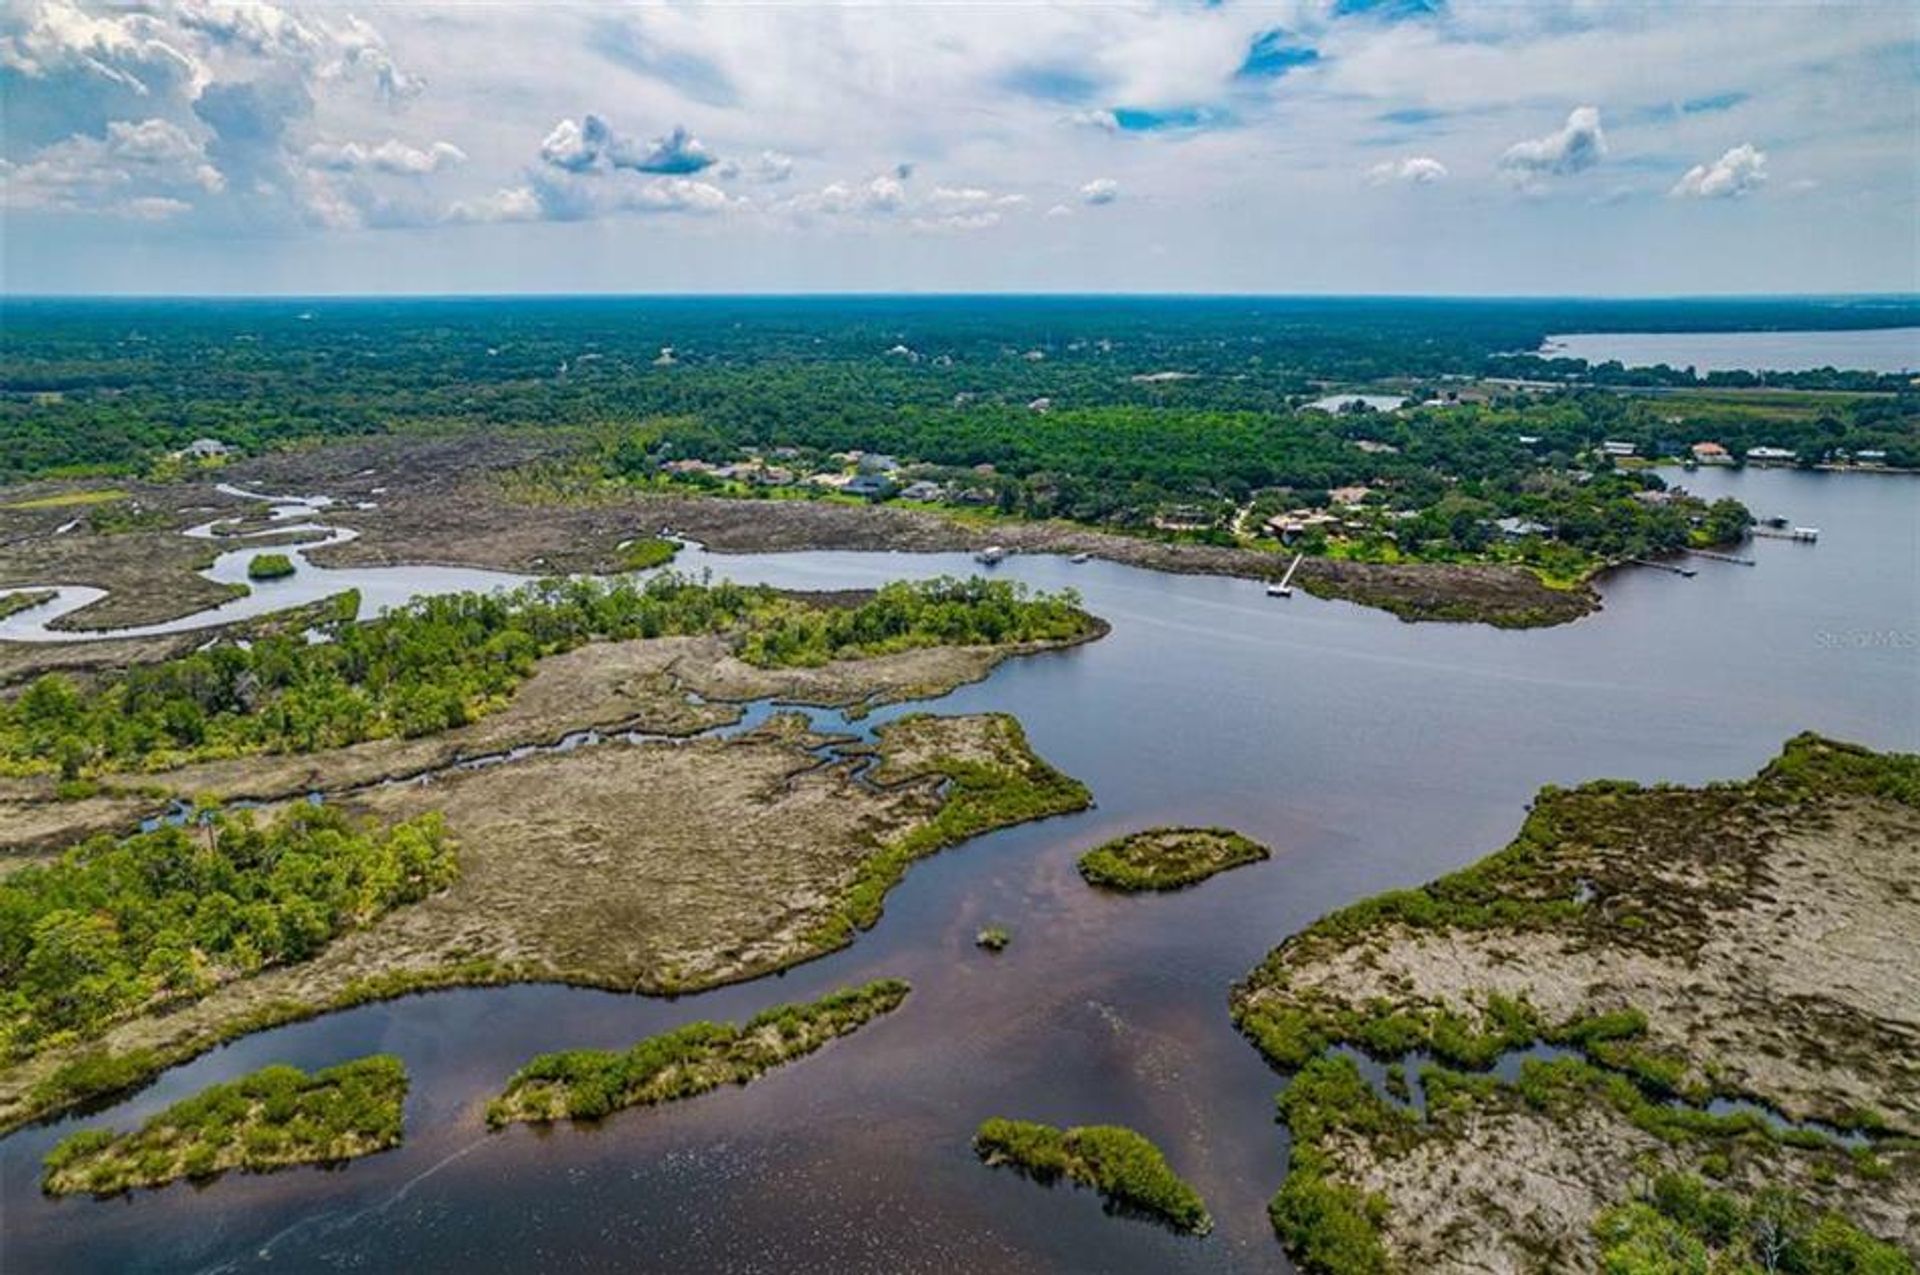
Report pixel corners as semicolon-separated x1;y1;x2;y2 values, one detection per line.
975;545;1008;565
1267;582;1293;597
1069;552;1090;564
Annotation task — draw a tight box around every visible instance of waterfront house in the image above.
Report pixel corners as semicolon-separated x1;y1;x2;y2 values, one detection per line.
1494;516;1551;539
1748;446;1798;463
1600;440;1638;457
1691;442;1730;464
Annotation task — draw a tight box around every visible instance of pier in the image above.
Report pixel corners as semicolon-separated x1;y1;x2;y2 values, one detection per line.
1685;548;1757;566
1268;552;1305;597
1628;558;1697;577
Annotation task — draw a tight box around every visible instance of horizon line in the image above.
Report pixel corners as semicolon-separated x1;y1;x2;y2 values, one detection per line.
6;290;1919;305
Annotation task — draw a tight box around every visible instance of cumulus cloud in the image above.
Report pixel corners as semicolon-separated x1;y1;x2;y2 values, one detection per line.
1080;177;1118;205
1670;143;1767;199
1367;155;1448;184
0;1;200;96
1;114;221;212
1498;106;1606;187
305;138;465;176
539;115;717;176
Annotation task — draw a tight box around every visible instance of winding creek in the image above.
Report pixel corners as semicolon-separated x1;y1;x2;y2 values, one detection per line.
0;466;1914;1272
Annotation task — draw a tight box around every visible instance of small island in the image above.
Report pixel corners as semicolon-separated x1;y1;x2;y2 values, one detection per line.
973;1118;1212;1235
42;1055;406;1197
1077;826;1269;892
975;925;1011;952
246;552;296;581
486;979;909;1126
618;536;679;570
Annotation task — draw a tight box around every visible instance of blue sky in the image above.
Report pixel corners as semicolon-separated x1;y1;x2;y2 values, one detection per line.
2;0;1914;295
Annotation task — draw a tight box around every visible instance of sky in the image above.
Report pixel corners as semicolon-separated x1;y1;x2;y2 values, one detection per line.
2;0;1916;297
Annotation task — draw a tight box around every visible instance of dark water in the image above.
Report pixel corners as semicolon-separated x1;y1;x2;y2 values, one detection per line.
1;468;1913;1273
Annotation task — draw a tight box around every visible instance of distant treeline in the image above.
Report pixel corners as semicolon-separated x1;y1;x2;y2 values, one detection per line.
2;296;1914;480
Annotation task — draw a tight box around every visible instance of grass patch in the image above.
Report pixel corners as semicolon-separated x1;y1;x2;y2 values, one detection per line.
42;1054;405;1196
3;489;129;510
485;979;908;1127
1077;826;1269;892
246;552;296;581
973;1118;1212;1235
617;536;679;571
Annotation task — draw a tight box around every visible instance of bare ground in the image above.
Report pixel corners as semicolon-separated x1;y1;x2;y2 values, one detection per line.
1339;1101;1920;1273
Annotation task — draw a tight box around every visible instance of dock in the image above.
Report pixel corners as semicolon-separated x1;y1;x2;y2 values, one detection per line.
1268;552;1304;597
1685;548;1757;566
1751;527;1820;543
1627;558;1697;577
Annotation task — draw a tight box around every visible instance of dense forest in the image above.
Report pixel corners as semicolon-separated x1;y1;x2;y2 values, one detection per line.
2;297;1914;481
0;575;1091;778
0;806;454;1057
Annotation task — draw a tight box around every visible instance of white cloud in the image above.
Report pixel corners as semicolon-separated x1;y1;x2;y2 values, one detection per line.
1080;177;1118;205
796;173;909;216
1498;106;1606;188
305;138;466;176
1670;143;1767;199
538;115;716;175
1367;155;1448;185
0;1;201;95
447;185;542;224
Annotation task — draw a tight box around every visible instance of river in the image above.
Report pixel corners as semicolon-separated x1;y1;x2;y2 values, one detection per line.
0;466;1913;1272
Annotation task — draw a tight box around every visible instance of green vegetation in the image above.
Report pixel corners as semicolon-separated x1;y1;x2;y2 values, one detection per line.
0;589;58;619
975;925;1011;952
1269;1056;1405;1274
486;979;909;1126
1077;826;1269;892
616;536;679;570
813;713;1091;947
0;804;455;1059
6;297;1911;487
973;1118;1212;1235
0;575;1094;778
1594;1173;1913;1275
246;552;296;580
2;488;129;509
42;1055;407;1196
